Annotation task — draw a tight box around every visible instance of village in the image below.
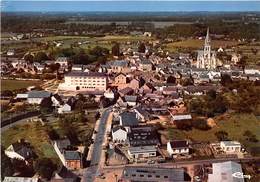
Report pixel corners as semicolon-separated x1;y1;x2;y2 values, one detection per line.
1;24;260;182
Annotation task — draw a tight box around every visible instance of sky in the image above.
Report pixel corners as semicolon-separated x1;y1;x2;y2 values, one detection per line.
1;1;260;12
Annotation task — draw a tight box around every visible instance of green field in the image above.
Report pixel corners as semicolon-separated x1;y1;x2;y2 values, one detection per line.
1;79;41;91
167;113;260;154
1;112;96;162
165;39;239;51
1;122;59;161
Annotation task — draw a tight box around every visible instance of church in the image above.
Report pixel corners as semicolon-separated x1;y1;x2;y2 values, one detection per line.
196;28;217;70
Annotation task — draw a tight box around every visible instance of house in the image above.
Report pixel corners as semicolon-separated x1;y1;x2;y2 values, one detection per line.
64;151;82;170
128;145;157;159
167;140;189;157
53;139;82;170
124;95;138;106
129;78;140;89
58;103;72;114
71;64;83;71
27;91;51;104
140;82;155;94
3;177;39;182
139;60;152;72
110;60;130;73
118;87;134;97
121;166;185;182
53;139;71;165
208;161;244;182
104;89;115;100
134;106;150;122
171;114;192;122
220;141;242;153
128;126;159;147
55;57;69;68
119;111;139;131
112;126;127;143
5;140;35;162
115;73;127;84
51;94;63;107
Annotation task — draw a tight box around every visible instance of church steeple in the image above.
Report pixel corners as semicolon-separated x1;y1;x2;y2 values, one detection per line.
205;27;210;46
204;27;211;56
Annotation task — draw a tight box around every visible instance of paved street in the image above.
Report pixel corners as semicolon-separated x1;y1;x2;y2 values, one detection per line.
83;108;111;182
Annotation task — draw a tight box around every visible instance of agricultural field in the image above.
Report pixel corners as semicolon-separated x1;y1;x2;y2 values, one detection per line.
166;113;260;155
164;39;239;51
1;79;41;91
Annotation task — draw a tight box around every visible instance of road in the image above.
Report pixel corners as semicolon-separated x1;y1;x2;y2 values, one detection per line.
83;108;111;182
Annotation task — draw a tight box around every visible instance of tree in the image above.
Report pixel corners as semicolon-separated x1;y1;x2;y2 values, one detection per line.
34;158;57;180
221;74;233;86
45;126;60;140
33;52;49;63
237;56;248;73
206;89;217;100
215;130;229;141
40;98;53;113
138;42;146;53
243;130;258;142
71;50;89;65
1;147;14;180
192;119;210;130
166;76;176;84
112;42;120;57
24;53;34;63
48;63;60;72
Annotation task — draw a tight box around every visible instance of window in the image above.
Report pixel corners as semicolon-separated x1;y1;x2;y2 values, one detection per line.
132;174;136;177
164;176;168;178
156;175;160;178
148;175;152;178
140;175;144;177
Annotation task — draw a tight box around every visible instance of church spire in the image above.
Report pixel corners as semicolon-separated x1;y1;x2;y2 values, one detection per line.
205;27;210;45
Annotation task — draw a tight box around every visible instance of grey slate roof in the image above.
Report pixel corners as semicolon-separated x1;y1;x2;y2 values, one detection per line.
64;151;81;160
124;95;137;102
110;60;128;67
28;91;51;98
122;166;185;182
65;71;106;77
119;112;138;126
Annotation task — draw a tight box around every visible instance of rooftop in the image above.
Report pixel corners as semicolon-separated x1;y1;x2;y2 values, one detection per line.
119;112;139;126
65;71;106;77
122;166;184;182
64;151;81;160
169;140;189;149
27;91;51;98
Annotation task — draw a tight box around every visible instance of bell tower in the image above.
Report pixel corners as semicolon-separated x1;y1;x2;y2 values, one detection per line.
204;27;211;58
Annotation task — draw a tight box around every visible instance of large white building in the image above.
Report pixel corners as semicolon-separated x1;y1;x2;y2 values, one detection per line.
208;161;244;182
197;28;217;70
59;72;108;91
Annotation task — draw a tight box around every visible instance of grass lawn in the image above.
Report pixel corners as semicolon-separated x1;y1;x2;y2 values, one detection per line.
1;122;59;161
1;79;41;91
1;112;97;163
167;113;260;154
165;39;239;50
